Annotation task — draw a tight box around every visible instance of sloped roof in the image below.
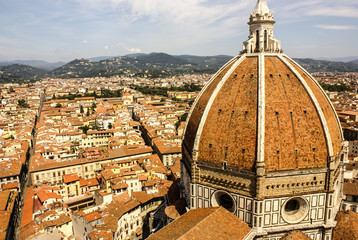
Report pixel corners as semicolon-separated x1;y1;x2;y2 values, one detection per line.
333;211;358;240
147;207;251;240
63;173;79;183
21;186;34;228
280;230;311;240
85;211;102;223
37;190;62;203
343;182;358;196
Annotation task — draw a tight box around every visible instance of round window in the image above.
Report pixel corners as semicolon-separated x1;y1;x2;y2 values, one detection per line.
285;199;300;214
281;197;309;223
219;194;234;210
211;191;236;213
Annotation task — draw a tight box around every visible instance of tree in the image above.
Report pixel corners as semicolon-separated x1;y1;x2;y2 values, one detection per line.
55;103;62;108
79;125;90;134
180;112;188;122
160;97;166;102
91;102;97;111
175;121;180;130
5;134;14;140
93;119;101;130
320;83;351;92
108;122;113;129
80;105;84;114
86;108;90;116
18;99;30;108
9;87;15;92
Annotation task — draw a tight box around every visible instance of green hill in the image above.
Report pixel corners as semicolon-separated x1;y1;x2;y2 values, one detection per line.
2;54;358;83
0;64;47;83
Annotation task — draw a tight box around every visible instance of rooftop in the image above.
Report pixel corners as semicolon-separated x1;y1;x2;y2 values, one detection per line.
147;207;251;240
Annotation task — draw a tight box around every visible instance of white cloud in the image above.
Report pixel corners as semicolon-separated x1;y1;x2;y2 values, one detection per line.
307;7;358;18
82;40;88;43
0;37;16;45
72;0;252;56
315;24;356;30
104;45;109;50
291;44;317;49
127;47;141;53
272;0;358;23
55;48;65;53
76;0;250;27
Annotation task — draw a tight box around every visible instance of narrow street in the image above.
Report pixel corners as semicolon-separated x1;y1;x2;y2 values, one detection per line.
13;89;45;240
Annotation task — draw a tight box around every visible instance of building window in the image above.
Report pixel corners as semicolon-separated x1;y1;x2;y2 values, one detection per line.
211;191;235;213
219;194;234;210
222;161;227;170
264;30;268;50
255;30;260;51
281;197;309;223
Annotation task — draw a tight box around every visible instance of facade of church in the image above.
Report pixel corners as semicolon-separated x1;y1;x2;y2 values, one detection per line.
180;0;348;239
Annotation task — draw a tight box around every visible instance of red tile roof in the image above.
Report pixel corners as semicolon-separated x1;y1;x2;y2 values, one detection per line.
80;178;88;187
280;230;311;240
147;207;252;240
1;182;18;190
333;211;358;240
36;190;62;203
85;211;102;223
87;178;99;187
63;173;79;183
0;191;10;212
344;182;358;196
21;186;34;228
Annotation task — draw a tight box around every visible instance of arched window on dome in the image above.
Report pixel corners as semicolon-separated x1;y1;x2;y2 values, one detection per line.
264;30;268;51
256;30;260;52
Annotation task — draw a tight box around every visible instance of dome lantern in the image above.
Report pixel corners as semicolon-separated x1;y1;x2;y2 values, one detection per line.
243;0;281;53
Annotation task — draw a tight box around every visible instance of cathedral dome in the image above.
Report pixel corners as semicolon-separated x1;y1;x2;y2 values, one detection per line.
180;1;346;237
182;0;343;174
183;54;342;172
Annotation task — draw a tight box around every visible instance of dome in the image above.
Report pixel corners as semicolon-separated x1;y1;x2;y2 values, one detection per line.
183;54;342;172
180;2;347;237
182;1;342;174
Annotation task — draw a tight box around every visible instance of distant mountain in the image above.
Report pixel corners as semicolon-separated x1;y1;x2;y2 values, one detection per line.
0;64;47;83
2;53;358;83
124;53;148;58
176;55;233;69
315;56;358;63
86;56;118;61
135;52;190;65
49;53;209;78
87;54;147;61
293;58;358;72
0;60;65;71
46;54;358;79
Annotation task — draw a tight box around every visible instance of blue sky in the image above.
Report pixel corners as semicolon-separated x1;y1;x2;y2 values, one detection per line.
0;0;357;62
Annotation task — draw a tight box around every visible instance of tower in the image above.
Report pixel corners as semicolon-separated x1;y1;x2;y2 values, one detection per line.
180;0;347;239
243;0;281;54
